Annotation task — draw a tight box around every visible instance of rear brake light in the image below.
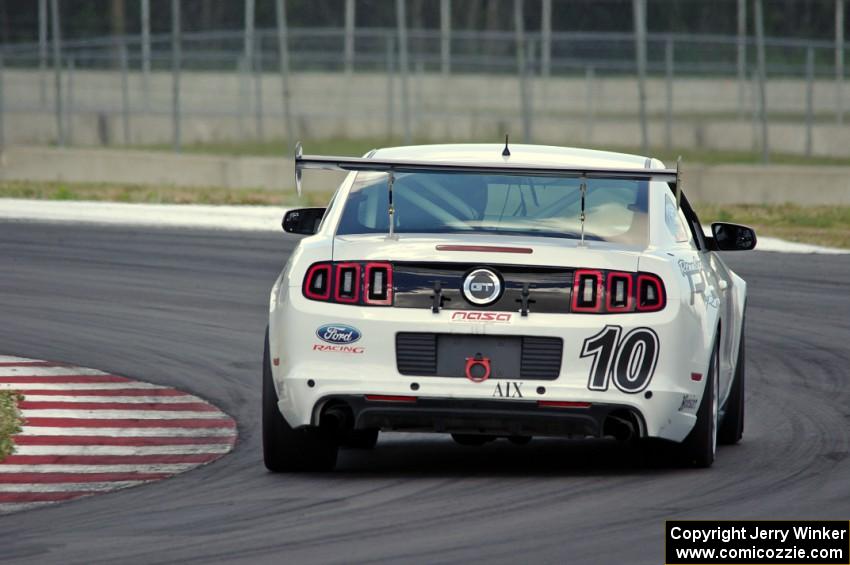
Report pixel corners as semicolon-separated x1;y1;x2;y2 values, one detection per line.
570;270;666;314
606;272;634;312
364;262;393;305
365;394;417;403
302;261;393;306
636;273;666;312
538;400;592;409
571;269;604;313
303;263;332;301
334;263;361;303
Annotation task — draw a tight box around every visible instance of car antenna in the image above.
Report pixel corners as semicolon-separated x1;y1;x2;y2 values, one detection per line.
579;175;587;246
502;134;511;157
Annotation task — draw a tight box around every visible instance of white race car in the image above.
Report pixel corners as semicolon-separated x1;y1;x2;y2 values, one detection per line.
264;143;755;471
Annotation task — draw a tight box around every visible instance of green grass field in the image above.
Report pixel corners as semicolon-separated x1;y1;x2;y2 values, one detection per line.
2;179;848;249
0;179;329;207
0;391;22;462
696;203;850;249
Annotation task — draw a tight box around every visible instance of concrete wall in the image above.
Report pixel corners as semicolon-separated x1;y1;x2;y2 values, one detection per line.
4;69;850;157
1;146;847;205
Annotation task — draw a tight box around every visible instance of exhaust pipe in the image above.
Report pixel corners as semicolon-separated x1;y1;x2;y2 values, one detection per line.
321;404;353;434
603;413;637;442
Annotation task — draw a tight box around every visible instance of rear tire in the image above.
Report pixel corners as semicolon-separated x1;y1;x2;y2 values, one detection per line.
263;328;338;472
679;337;719;468
718;320;745;445
451;433;495;446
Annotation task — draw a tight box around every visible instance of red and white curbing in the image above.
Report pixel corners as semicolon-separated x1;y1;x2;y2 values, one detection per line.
0;355;237;514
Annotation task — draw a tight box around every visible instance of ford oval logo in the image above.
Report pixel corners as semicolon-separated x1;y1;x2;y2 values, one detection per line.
316;324;362;344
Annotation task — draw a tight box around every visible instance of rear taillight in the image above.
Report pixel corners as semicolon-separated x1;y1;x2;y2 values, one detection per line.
334;263;361;303
636;273;666;312
570;270;666;314
303;261;393;306
606;272;634;312
571;269;604;313
303;263;332;301
364;262;393;305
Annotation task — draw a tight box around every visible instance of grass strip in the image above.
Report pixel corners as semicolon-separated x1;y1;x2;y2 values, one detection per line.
0;390;23;462
1;180;848;249
0;179;330;207
698;203;850;249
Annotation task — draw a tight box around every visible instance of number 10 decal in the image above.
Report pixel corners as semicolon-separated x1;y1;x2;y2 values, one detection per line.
581;325;659;393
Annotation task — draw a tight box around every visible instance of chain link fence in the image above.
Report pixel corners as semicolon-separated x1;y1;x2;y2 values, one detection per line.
1;0;849;160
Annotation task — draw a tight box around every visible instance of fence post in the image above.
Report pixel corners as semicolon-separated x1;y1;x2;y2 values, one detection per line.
141;0;151;109
737;0;747;118
750;71;759;152
66;56;74;144
345;0;355;77
49;0;64;147
632;0;648;154
39;0;48;108
665;35;674;151
243;0;256;137
441;0;451;78
836;0;845;125
806;46;815;157
386;34;395;140
395;0;411;143
440;0;451;135
754;0;769;163
514;0;532;142
120;41;130;145
171;0;181;153
541;0;551;80
585;66;595;144
0;55;5;151
255;35;264;140
275;0;295;143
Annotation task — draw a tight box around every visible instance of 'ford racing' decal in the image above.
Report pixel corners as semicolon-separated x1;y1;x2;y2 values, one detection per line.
316;324;362;344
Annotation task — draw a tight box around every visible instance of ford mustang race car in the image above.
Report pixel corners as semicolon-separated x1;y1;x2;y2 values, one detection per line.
263;143;755;471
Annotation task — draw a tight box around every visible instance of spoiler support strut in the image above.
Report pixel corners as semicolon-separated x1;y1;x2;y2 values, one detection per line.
387;171;396;239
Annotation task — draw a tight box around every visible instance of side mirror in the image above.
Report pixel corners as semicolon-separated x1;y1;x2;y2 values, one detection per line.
282;208;326;235
710;222;757;251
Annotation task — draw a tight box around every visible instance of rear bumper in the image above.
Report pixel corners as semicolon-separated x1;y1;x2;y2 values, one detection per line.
269;277;713;443
313;395;646;439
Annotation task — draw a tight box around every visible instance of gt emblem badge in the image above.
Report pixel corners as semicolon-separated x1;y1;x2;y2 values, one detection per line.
465;355;491;382
462;268;502;306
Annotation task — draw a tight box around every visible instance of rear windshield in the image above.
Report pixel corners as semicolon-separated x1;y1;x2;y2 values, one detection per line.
336;171;649;245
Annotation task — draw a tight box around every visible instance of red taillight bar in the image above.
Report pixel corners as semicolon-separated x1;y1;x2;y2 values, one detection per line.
538;400;592;409
365;394;417;403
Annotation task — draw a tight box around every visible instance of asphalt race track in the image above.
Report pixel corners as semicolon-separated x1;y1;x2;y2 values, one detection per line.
0;221;848;564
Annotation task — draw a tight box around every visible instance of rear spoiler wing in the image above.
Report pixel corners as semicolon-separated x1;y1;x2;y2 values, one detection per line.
294;142;682;200
293;142;683;241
